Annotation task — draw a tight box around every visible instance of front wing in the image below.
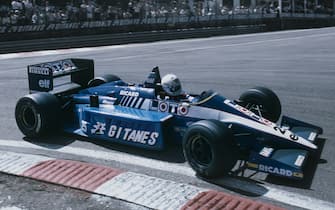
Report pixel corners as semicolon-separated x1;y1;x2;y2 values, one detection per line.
246;116;323;179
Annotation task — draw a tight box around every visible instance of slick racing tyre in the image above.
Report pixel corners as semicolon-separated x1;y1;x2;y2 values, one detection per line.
87;74;121;87
239;87;281;122
183;120;238;178
15;92;61;138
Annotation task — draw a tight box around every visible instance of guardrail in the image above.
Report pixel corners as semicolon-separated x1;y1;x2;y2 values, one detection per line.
0;25;266;54
0;14;334;54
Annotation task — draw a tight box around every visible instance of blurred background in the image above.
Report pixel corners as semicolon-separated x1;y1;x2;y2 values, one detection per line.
1;0;335;52
0;0;334;26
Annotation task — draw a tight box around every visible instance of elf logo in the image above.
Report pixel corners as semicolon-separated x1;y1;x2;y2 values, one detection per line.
38;79;51;89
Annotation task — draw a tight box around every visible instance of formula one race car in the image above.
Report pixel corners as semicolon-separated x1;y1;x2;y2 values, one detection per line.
15;58;323;180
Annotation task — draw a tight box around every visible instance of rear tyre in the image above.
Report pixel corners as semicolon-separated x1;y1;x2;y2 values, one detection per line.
183;120;238;178
87;74;121;87
15;92;61;138
239;87;281;122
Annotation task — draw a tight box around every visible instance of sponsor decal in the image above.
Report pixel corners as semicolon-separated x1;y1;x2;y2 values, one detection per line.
294;155;305;167
273;126;299;141
46;23;80;30
289;134;299;141
178;104;189;115
80;21;112;29
158;101;189;116
91;122;106;135
246;162;258;169
119;19;133;26
38;79;51;89
224;99;303;143
308;132;317;141
259;147;274;157
28;66;50;75
224;99;273;126
258;164;293;177
108;125;158;146
81;120;88;133
1;15;246;35
119;90;139;97
158;101;168;112
293;172;304;178
8;24;46;33
273;126;286;135
168;103;178;114
39;60;75;73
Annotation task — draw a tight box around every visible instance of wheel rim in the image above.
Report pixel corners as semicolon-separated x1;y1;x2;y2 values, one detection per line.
22;106;36;129
189;134;213;166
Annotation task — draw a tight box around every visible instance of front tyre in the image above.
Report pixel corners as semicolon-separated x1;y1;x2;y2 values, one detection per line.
239;87;281;122
15;92;61;138
183;120;238;178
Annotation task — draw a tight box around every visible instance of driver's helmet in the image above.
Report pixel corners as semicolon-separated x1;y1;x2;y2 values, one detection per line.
161;74;182;96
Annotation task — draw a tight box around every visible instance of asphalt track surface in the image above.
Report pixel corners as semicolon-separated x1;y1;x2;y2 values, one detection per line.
0;27;334;209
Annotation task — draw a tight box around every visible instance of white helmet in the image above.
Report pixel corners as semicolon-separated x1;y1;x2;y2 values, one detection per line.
161;74;182;96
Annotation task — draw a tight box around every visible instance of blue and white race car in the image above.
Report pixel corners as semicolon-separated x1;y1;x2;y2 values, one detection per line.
15;58;323;179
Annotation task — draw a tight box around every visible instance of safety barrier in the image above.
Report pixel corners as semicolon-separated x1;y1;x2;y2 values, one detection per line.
0;25;266;53
1;14;335;54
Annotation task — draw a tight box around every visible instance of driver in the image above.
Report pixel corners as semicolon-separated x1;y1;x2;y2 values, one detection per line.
161;74;195;102
161;74;182;96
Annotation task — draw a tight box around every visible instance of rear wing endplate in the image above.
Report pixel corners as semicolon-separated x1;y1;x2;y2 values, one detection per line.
28;58;94;93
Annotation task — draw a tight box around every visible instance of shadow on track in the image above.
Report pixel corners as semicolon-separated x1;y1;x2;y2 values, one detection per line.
199;174;270;197
23;134;76;149
81;134;186;163
22;133;186;163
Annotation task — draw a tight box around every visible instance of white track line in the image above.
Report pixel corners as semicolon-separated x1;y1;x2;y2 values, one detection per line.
0;139;334;210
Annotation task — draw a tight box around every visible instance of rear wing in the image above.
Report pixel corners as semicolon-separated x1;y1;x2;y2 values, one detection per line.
28;58;94;93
